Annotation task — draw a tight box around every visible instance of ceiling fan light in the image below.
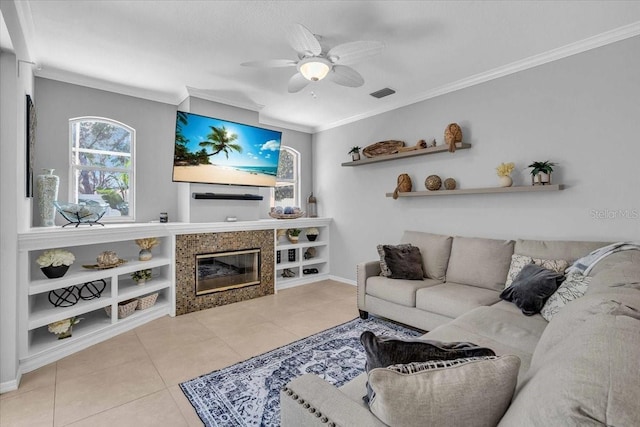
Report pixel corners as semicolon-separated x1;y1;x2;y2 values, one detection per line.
299;58;331;81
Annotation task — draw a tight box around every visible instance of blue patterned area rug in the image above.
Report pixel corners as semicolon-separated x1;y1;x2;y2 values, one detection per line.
180;317;422;427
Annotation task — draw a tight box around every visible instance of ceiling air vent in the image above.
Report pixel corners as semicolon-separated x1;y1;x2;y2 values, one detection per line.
370;88;396;99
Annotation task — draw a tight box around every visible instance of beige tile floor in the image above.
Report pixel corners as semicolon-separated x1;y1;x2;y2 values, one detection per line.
0;280;358;427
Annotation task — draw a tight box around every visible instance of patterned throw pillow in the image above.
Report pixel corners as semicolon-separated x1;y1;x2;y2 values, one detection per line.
540;273;592;322
387;356;499;373
377;244;413;277
505;254;533;288
504;254;570;288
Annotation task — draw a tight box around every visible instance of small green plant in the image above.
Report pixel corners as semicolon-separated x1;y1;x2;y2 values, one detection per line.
131;269;152;282
348;146;361;154
527;160;556;176
287;228;302;237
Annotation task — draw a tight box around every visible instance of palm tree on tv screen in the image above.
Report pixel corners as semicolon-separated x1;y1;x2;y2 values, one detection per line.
199;125;242;160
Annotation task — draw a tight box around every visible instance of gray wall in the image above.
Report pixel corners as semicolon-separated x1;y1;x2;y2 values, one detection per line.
314;36;640;282
33;78;178;224
32;80;313;225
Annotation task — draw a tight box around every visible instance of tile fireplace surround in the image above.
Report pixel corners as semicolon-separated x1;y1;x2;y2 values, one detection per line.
175;229;274;315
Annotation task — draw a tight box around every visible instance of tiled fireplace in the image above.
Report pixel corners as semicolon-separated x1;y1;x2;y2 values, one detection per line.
175;230;274;315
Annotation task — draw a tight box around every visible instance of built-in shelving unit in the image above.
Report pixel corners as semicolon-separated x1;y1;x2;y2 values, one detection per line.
18;224;173;372
385;184;563;198
274;219;330;289
342;142;471;166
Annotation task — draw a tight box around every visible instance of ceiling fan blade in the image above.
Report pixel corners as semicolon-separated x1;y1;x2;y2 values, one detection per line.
286;23;322;57
241;59;297;68
288;73;310;93
327;65;364;88
327;41;384;65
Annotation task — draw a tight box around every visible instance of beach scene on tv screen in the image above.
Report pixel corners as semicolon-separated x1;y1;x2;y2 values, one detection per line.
173;112;282;187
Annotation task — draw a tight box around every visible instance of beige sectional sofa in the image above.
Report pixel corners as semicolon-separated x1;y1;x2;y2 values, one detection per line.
281;231;640;426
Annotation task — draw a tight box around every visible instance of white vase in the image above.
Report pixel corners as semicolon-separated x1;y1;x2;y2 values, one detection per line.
498;176;513;188
37;169;59;227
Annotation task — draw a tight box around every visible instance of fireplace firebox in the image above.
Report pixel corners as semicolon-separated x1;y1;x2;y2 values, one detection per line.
196;249;260;295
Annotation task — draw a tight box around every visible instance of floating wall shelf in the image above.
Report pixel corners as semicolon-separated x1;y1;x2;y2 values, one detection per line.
385;184;563;198
342;143;471;166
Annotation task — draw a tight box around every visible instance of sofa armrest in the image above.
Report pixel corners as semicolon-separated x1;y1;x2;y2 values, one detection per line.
356;261;381;310
280;374;386;427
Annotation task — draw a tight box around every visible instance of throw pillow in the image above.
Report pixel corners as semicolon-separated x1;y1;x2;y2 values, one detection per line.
377;244;412;277
382;245;424;280
367;355;521;427
504;254;569;288
500;264;565;315
505;254;533;288
360;331;495;403
540;273;592;321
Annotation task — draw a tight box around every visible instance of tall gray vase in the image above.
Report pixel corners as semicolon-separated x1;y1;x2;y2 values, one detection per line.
37;169;59;227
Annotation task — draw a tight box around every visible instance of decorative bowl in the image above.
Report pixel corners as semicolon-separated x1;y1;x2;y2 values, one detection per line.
54;201;107;227
268;211;305;219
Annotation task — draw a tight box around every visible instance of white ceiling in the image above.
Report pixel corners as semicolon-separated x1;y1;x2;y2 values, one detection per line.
14;1;640;132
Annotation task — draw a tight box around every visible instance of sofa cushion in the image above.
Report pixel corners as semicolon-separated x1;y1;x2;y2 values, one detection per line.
416;282;501;318
376;243;412;277
444;306;548;355
368;355;520;427
381;244;424;280
500;313;640;427
446;236;514;291
513;239;607;263
366;276;440;307
500;264;564;316
400;231;453;281
540;273;591;321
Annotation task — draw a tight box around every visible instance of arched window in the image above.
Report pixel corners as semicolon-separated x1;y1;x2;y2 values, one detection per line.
272;146;299;208
69;117;135;221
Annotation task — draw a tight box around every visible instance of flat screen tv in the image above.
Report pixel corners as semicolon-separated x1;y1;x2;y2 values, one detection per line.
173;111;282;187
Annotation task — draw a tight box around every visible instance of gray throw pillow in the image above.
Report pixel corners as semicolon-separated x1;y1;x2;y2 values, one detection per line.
368;355;521;427
377;244;413;277
382;245;424;280
360;331;495;403
500;263;564;315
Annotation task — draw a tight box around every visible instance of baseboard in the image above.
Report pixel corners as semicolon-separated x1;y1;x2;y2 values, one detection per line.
328;275;356;286
0;368;22;394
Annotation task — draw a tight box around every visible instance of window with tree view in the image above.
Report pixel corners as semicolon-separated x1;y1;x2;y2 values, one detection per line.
70;117;135;221
272;146;299;207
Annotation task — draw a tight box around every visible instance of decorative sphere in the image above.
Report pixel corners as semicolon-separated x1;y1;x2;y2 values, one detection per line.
444;178;457;190
425;175;442;191
284;206;294;214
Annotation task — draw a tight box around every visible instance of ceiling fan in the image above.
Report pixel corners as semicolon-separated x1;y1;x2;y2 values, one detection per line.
241;23;384;93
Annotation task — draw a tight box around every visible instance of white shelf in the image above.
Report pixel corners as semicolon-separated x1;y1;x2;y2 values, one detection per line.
276;240;327;250
385;184;563;198
29;291;114;330
118;278;171;301
342;142;471;166
302;257;328;267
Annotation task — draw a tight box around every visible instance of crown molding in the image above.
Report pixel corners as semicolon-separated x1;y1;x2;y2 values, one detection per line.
35;66;184;105
313;21;640;133
258;115;314;134
185;87;265;112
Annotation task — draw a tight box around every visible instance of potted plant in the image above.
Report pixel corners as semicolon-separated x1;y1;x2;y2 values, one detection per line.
131;269;152;285
48;316;81;339
135;237;160;261
495;162;515;187
306;227;319;241
348;146;361;161
528;161;556;185
287;229;302;243
36;249;75;279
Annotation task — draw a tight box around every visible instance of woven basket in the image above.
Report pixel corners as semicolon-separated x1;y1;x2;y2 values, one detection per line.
136;292;159;310
105;299;137;319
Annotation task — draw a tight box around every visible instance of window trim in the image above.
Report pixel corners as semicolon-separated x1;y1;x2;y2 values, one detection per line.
68;116;136;222
271;146;300;208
